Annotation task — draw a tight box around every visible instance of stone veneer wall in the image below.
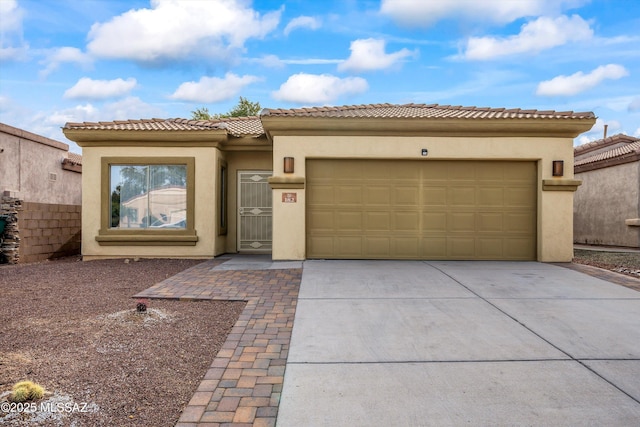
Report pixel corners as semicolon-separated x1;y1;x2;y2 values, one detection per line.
1;195;21;264
0;195;81;264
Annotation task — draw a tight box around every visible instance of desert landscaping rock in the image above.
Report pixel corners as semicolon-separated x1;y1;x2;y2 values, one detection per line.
0;257;245;426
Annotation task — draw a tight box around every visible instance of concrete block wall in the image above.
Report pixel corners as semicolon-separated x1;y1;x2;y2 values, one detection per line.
18;202;82;263
1;196;81;264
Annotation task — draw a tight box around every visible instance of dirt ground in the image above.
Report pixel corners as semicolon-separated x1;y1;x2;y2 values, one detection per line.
0;257;245;426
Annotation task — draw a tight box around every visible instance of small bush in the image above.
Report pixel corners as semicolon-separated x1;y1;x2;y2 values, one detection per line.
10;380;45;402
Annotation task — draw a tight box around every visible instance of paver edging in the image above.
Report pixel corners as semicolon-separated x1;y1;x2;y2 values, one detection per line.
134;259;301;427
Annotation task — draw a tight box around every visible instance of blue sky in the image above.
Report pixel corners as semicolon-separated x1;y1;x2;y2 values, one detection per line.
1;0;639;153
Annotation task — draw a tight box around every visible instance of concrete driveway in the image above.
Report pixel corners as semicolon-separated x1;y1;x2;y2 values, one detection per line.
277;261;640;426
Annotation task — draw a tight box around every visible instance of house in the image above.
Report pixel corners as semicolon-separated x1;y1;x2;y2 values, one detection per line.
0;122;82;263
62;103;595;262
574;133;640;248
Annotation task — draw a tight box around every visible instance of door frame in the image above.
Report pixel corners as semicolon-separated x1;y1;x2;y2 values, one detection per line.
236;170;273;253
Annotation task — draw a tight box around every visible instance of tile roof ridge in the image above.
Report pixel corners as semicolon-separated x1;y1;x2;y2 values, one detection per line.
574;133;640;153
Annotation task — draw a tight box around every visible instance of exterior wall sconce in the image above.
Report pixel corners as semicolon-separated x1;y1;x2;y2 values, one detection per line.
552;160;564;177
284;157;295;173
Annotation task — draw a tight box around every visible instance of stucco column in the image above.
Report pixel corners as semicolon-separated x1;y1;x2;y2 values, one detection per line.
540;179;582;262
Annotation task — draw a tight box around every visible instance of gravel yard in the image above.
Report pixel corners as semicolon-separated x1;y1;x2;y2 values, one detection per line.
0;257;245;426
573;248;640;279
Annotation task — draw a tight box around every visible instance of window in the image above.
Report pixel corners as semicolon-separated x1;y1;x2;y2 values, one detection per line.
110;165;187;229
97;157;197;246
218;161;228;235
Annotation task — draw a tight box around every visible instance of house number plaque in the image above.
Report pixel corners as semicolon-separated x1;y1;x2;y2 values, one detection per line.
282;192;297;203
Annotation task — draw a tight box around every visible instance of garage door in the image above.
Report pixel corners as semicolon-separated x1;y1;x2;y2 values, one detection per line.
306;160;537;260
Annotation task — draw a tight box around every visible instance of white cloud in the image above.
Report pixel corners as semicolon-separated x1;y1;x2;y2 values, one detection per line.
272;73;368;104
250;54;286;68
284;58;342;65
0;0;23;32
629;97;640;112
338;38;416;73
574;117;621;146
87;0;281;64
40;47;93;78
284;16;321;36
380;0;587;27
64;77;138;100
48;97;165;127
0;0;28;60
170;73;260;103
635;127;640;137
536;64;629;97
463;15;593;60
248;55;342;68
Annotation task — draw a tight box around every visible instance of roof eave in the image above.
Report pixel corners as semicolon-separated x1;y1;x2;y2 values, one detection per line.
260;116;597;139
62;128;229;147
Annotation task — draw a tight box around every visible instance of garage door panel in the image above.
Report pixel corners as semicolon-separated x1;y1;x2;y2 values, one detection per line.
478;238;504;258
307;211;334;230
449;212;475;232
505;187;536;207
478;212;504;232
309;185;334;204
394;211;420;231
336;186;362;204
505;238;536;259
423;212;447;233
449;187;476;206
307;236;334;257
423;187;447;206
422;238;447;258
365;212;391;230
364;237;391;257
337;236;362;256
448;238;476;257
394;186;420;205
478;187;504;206
336;212;362;231
446;163;476;180
365;186;392;205
504;212;536;232
307;160;536;260
394;238;420;257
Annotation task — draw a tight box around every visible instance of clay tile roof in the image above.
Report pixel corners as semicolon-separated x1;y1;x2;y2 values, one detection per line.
260;103;595;120
573;133;640;155
63;116;265;137
206;116;264;137
66;153;83;165
63;118;227;132
574;134;640;167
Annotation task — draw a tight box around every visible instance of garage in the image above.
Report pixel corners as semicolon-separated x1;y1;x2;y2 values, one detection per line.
306;159;537;260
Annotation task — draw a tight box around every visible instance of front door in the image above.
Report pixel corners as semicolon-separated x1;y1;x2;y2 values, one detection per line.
238;171;273;252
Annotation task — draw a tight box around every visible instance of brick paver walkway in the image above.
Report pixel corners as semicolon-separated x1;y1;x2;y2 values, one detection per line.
134;258;302;427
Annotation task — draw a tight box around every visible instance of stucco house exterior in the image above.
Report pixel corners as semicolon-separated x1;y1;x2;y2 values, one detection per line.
0;122;82;263
62;103;595;262
574;133;640;248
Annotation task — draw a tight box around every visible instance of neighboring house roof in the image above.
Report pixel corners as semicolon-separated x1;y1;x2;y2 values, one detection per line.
574;133;640;173
262;103;595;120
66;152;83;165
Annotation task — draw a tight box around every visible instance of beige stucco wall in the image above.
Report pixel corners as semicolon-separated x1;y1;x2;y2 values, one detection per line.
270;135;577;262
574;161;640;248
0;123;81;205
80;147;272;260
80;146;218;260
